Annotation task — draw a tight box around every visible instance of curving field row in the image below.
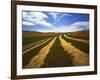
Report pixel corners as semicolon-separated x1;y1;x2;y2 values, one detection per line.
59;35;89;66
23;38;52;54
22;34;89;68
64;34;89;44
25;37;57;68
23;39;48;51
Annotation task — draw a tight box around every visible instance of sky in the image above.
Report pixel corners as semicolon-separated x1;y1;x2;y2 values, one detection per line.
22;11;89;32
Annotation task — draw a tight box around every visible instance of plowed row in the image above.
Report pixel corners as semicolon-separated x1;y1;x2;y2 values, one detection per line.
22;34;89;68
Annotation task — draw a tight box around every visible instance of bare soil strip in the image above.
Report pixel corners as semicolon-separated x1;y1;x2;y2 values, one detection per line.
25;37;57;68
23;38;52;54
64;34;89;44
59;35;89;66
23;39;47;51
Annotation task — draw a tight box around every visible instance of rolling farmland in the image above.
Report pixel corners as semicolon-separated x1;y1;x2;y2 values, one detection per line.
22;31;89;68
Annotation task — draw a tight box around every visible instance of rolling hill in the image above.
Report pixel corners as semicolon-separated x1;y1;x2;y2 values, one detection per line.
67;30;89;40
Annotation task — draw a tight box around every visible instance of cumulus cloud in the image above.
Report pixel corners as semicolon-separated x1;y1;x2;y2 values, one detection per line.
49;12;72;20
71;21;89;28
33;20;52;27
57;21;89;32
52;13;73;25
22;11;89;32
22;11;53;27
49;12;60;20
37;21;89;32
22;21;36;26
29;12;48;20
23;11;48;20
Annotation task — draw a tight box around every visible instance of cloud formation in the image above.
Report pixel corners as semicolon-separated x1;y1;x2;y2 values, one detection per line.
23;11;51;27
37;21;89;32
22;11;89;32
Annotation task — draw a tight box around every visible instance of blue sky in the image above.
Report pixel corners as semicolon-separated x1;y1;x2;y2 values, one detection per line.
22;11;89;32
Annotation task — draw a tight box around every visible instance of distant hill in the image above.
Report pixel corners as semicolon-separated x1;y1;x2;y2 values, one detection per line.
22;31;58;38
67;30;89;40
23;31;48;38
23;30;89;40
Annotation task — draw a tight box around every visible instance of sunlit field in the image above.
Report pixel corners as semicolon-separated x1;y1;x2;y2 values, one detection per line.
22;31;89;68
22;11;89;68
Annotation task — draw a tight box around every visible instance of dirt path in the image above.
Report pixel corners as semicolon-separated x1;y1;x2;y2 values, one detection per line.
23;38;52;54
59;35;89;66
64;34;89;44
25;37;57;68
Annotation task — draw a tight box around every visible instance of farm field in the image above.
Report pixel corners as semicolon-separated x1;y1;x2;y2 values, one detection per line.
22;31;89;68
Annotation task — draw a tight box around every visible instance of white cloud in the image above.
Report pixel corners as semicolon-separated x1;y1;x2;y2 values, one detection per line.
22;21;35;26
22;11;53;27
33;20;52;27
57;21;89;32
23;11;48;20
49;13;72;21
22;12;28;18
36;28;61;33
22;12;34;22
37;21;89;32
49;12;60;20
71;21;89;28
53;13;72;24
29;12;48;20
22;11;89;32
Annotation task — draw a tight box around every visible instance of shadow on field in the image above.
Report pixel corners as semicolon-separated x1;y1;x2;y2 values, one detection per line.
62;35;89;54
22;38;52;68
41;37;73;68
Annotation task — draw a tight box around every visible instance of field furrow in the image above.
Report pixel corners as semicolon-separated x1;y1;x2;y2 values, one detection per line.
64;34;89;44
41;36;73;67
25;37;57;68
63;34;89;53
59;35;89;66
23;38;52;54
23;39;47;51
22;37;53;68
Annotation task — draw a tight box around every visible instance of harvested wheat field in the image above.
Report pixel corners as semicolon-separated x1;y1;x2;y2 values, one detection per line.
22;31;89;68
